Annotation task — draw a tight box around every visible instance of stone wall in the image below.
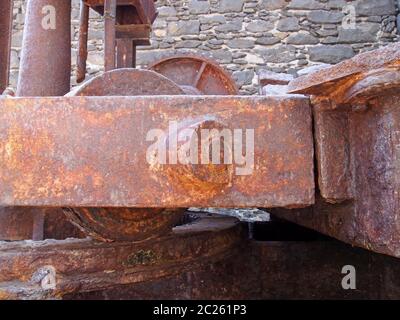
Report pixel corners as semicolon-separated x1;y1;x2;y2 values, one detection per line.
9;0;400;95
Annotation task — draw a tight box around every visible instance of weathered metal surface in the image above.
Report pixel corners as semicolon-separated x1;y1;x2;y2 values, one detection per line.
104;0;117;71
0;0;13;94
63;208;185;242
3;220;400;300
0;95;314;208
67;68;186;242
66;240;400;300
0;207;83;241
0;207;40;241
68;69;185;96
274;43;400;257
85;0;158;24
116;39;136;68
76;1;90;83
149;55;239;95
17;0;71;96
288;42;400;96
87;0;155;71
0;214;243;299
4;0;74;241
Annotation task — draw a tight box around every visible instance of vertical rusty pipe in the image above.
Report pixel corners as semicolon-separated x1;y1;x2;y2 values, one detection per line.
104;0;117;71
17;0;71;96
0;0;13;93
76;1;89;83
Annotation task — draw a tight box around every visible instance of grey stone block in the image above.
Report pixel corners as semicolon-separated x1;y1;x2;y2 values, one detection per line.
259;0;288;10
258;45;297;63
286;32;319;45
355;0;396;16
262;84;289;95
259;70;294;86
227;39;255;49
233;70;255;86
277;17;300;32
337;23;380;43
189;0;210;14
308;45;355;64
246;20;274;33
219;0;245;13
256;36;281;45
307;10;344;24
288;0;325;10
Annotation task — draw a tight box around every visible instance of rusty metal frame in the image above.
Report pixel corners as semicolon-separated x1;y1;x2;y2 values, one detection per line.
272;42;400;258
0;95;314;208
0;214;243;299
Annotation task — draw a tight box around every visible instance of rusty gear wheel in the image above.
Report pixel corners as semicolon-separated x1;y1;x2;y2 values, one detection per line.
65;68;186;242
148;54;238;95
67;68;185;96
63;208;185;242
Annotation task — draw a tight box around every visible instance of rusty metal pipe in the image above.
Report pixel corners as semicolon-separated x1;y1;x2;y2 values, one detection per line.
17;0;71;96
76;1;89;83
0;0;13;93
104;0;117;71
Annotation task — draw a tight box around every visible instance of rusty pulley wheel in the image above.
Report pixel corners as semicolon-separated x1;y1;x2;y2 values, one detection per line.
63;208;185;242
148;55;238;95
65;68;186;242
67;68;185;96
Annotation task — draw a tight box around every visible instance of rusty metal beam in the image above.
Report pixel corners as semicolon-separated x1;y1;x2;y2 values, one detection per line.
85;0;158;23
16;0;71;96
3;223;400;300
0;95;314;208
273;42;400;258
0;214;243;299
0;0;13;93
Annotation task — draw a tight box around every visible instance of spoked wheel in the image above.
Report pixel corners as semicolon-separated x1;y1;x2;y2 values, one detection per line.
148;54;238;95
64;68;186;242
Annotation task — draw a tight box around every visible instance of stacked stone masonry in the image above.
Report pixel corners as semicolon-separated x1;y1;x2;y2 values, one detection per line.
9;0;400;95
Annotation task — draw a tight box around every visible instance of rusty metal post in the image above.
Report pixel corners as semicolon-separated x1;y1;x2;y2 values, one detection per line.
116;39;136;68
0;0;13;93
17;0;71;96
76;1;89;83
5;0;73;241
104;0;117;71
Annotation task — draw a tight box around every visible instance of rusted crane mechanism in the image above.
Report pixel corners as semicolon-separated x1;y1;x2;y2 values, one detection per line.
1;0;400;299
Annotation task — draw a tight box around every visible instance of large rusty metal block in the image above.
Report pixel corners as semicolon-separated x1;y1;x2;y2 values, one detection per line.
0;95;314;208
272;42;400;257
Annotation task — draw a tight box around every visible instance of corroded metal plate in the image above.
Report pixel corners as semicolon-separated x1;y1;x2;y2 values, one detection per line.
0;95;314;208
